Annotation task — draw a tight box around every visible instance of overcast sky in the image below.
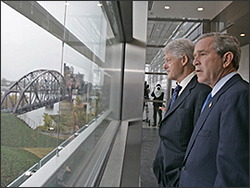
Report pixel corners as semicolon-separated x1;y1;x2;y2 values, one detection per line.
2;1;103;86
1;2;63;81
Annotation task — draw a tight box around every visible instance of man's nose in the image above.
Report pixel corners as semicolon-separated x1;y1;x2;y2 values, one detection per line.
163;62;168;69
193;57;199;66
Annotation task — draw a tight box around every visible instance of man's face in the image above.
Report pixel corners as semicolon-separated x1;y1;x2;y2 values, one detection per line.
163;51;183;81
193;37;224;87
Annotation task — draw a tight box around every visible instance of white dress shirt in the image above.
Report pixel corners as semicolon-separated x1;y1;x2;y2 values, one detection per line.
176;71;196;96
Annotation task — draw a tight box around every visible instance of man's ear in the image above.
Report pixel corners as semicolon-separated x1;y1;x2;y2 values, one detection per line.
223;51;234;68
181;54;189;66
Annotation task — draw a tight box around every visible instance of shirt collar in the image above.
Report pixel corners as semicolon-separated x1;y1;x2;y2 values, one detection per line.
177;71;196;95
211;71;238;97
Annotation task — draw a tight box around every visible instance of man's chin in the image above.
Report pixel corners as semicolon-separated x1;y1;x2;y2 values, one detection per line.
167;75;173;80
197;77;205;84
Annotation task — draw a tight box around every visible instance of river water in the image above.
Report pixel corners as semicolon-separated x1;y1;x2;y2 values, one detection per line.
17;103;60;129
17;96;91;130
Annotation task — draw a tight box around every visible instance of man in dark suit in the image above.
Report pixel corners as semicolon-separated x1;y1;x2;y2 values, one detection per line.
179;32;249;187
153;38;211;187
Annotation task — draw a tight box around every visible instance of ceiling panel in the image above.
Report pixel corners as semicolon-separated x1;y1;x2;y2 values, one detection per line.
148;1;233;19
146;1;248;66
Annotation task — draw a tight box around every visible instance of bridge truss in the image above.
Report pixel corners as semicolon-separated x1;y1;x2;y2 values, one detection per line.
1;69;71;114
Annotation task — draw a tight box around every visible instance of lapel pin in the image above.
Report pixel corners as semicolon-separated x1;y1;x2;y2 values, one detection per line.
209;102;213;108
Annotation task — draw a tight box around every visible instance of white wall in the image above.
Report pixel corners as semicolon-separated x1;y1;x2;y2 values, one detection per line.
238;44;249;82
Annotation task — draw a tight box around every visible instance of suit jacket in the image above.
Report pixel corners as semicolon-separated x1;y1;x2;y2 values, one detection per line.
179;74;249;187
153;75;211;187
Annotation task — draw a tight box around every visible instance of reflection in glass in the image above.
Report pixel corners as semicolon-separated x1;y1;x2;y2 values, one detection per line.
1;1;116;187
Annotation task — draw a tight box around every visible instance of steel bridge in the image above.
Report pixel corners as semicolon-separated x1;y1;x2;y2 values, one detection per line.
1;69;71;115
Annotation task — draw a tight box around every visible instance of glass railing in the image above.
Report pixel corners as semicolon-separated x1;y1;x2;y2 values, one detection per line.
7;110;120;187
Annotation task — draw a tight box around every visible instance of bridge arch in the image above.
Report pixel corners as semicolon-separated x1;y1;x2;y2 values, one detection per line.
1;69;71;114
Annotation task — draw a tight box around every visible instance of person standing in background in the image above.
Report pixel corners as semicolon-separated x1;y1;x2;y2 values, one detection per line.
179;32;249;187
143;81;151;124
153;38;211;187
151;83;164;126
143;81;150;111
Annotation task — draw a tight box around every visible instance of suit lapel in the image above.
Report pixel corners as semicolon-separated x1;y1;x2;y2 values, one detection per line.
164;76;197;119
183;74;242;163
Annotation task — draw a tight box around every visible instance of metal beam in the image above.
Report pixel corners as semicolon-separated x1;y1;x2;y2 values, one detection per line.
145;72;167;75
146;44;165;48
148;17;210;23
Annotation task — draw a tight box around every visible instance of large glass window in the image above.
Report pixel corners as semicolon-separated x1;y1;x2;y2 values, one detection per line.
1;1;121;187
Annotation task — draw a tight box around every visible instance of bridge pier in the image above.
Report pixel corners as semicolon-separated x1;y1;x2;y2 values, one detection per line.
45;104;54;109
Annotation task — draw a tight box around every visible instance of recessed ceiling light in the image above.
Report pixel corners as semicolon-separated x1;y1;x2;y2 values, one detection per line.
65;2;70;6
240;33;246;37
97;3;102;7
164;5;170;10
197;7;204;11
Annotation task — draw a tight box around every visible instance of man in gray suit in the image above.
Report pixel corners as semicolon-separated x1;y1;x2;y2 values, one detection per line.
179;33;249;187
153;38;211;187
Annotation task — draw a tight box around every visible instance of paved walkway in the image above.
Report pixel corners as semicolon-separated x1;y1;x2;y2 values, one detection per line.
140;102;164;187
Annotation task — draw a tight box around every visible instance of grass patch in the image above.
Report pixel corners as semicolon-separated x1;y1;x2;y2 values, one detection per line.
1;113;59;148
22;147;55;159
1;113;64;187
1;145;40;187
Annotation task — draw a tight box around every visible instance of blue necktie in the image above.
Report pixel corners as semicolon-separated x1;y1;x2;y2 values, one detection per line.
201;92;212;113
169;85;182;108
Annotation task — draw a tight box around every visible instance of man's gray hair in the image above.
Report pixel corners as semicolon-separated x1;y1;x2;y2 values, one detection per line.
163;38;195;65
197;32;241;70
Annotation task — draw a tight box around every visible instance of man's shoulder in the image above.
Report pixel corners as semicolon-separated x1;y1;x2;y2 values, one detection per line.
230;74;249;88
219;73;248;95
187;80;211;97
223;76;249;96
189;75;211;91
195;82;212;95
196;82;211;89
